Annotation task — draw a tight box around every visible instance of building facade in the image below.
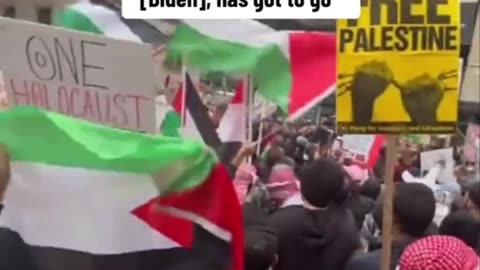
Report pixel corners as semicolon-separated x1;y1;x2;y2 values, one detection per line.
0;0;76;24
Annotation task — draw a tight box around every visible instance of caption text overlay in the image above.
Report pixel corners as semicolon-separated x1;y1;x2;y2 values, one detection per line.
122;0;360;19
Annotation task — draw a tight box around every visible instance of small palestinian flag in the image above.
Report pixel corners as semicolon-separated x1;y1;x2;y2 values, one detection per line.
217;81;248;163
0;107;243;270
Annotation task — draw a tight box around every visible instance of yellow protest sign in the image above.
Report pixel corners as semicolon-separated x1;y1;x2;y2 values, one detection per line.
336;0;460;134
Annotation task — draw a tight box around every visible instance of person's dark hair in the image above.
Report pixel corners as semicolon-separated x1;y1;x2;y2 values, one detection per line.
360;178;382;200
300;158;345;208
393;182;436;237
440;210;480;253
313;126;331;145
244;227;277;270
264;146;284;169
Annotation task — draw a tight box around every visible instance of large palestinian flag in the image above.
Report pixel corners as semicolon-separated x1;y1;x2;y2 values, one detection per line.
167;20;336;119
0;107;243;270
53;2;336;120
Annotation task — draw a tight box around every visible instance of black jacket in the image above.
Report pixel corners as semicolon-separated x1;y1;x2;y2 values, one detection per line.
0;205;36;270
344;194;375;229
345;237;418;270
269;205;360;270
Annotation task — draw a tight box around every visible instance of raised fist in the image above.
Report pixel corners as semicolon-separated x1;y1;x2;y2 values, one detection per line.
350;61;393;125
399;74;444;125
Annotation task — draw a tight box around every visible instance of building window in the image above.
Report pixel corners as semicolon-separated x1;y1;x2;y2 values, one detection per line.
2;6;16;18
36;7;52;25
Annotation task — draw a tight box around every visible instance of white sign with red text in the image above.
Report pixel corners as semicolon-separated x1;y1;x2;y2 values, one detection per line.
0;17;156;133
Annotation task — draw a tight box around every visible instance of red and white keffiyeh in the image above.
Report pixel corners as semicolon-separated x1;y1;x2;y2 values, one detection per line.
399;236;480;270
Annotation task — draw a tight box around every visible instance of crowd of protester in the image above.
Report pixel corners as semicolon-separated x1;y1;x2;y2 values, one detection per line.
0;116;479;270
229;117;480;270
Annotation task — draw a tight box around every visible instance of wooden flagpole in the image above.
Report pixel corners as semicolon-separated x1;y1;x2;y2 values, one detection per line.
380;134;399;270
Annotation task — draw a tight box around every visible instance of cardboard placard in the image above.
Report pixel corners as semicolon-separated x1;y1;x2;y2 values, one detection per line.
420;148;455;184
0;18;156;133
336;0;461;134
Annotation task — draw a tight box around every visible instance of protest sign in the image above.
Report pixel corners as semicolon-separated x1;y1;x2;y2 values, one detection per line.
421;148;455;184
0;17;156;133
336;0;460;134
341;134;385;167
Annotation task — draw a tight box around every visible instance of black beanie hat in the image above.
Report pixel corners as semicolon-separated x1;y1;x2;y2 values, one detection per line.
300;158;345;208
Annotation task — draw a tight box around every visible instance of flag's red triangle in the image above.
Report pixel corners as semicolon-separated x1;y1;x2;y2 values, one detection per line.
288;32;336;117
131;200;194;248
172;84;184;115
134;163;244;270
230;82;245;104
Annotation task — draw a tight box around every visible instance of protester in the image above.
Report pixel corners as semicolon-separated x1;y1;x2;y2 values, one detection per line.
347;182;437;270
399;236;480;270
360;178;382;201
393;148;418;182
344;179;377;230
270;158;360;270
243;194;278;270
464;181;480;222
440;210;480;254
265;163;300;210
257;146;285;181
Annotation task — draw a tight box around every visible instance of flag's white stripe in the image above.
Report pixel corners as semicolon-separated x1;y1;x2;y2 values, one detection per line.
266;181;295;188
183;20;290;60
159;206;231;242
287;84;336;121
156;97;172;133
181;111;203;141
1;162;180;254
218;104;246;142
71;3;142;43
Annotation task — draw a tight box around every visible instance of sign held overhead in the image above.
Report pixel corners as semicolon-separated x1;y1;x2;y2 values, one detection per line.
0;17;156;133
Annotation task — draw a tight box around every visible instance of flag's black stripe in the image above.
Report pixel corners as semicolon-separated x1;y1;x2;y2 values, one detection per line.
184;74;243;165
217;142;243;168
1;225;230;270
185;74;223;152
96;1;176;46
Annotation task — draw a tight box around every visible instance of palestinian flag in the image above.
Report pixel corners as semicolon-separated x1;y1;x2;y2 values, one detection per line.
0;107;243;270
53;1;170;44
217;81;248;163
167;20;336;119
161;77;226;152
159;84;183;137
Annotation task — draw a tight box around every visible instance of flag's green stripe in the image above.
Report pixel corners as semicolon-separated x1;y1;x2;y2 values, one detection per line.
53;7;104;35
0;107;216;192
160;111;182;137
168;24;291;113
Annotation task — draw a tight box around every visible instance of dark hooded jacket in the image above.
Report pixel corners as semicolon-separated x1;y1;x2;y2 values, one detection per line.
0;205;36;270
269;205;360;270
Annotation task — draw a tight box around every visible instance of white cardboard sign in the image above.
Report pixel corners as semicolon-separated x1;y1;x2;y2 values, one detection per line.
420;148;455;184
0;18;156;133
342;135;375;157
